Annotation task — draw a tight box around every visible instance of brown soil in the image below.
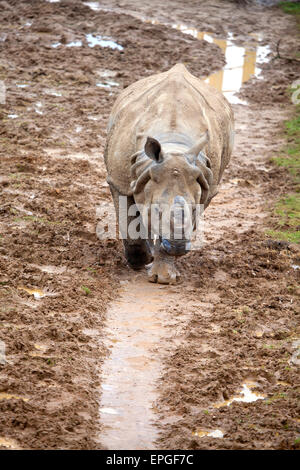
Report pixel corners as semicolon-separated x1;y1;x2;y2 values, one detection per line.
0;0;299;450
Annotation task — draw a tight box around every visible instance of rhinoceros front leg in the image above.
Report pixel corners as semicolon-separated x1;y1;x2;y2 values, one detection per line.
109;184;153;269
147;239;180;284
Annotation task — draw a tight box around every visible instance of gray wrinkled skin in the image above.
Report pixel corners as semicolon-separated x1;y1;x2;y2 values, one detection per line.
104;64;234;284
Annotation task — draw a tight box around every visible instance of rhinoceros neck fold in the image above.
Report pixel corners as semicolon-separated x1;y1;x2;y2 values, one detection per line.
155;131;193;148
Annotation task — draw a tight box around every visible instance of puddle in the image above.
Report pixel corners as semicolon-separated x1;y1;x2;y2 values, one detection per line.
201;32;270;104
292;264;299;270
52;34;123;51
83;1;111;12
86;33;123;50
96;80;119;89
99;277;176;450
8;114;18;119
18;286;57;300
0;393;29;402
97;69;118;78
16;83;29;88
34;343;48;352
67;40;83;47
214;381;265;408
0;437;21;449
145;21;270;104
18;287;46;299
193;429;224;438
44;89;62;97
35;102;43;115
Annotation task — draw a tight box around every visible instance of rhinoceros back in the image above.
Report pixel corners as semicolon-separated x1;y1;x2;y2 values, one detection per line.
104;64;234;200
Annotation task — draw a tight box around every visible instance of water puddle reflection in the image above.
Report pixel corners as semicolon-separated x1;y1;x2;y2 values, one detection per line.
52;34;123;51
35;102;43;115
193;429;224;438
33;343;48;352
0;437;21;449
214;381;265;408
44;89;62;97
0;393;29;402
96;79;119;89
18;286;57;300
18;286;46;299
145;20;270;104
86;33;123;50
82;1;115;12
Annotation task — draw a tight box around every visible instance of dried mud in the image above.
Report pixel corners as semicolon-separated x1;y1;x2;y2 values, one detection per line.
0;0;299;450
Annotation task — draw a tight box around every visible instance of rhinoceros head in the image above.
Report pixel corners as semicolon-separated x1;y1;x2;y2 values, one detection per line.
130;131;212;256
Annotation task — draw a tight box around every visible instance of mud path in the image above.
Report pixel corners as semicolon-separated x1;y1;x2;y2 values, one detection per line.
0;0;299;450
100;277;182;450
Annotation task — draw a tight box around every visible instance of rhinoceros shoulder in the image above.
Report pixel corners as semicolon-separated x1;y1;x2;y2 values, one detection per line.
105;64;234;196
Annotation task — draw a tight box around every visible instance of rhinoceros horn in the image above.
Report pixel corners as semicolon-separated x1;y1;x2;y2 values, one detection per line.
188;130;209;158
187;131;213;207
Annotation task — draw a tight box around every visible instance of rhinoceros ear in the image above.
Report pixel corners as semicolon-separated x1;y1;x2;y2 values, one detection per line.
144;137;163;162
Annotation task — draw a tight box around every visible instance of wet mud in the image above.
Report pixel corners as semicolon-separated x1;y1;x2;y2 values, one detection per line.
0;0;299;450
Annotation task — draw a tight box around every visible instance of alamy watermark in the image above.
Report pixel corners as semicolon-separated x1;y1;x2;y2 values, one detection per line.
0;340;6;365
291;79;300;105
96;196;206;250
0;80;5;104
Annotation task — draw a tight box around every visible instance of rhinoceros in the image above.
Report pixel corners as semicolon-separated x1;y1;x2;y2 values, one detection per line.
104;63;234;284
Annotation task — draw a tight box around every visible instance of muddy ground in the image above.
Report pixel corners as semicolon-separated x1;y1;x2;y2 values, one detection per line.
0;0;299;450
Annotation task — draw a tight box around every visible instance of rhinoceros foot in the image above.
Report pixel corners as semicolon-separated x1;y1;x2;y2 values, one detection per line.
147;256;180;284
